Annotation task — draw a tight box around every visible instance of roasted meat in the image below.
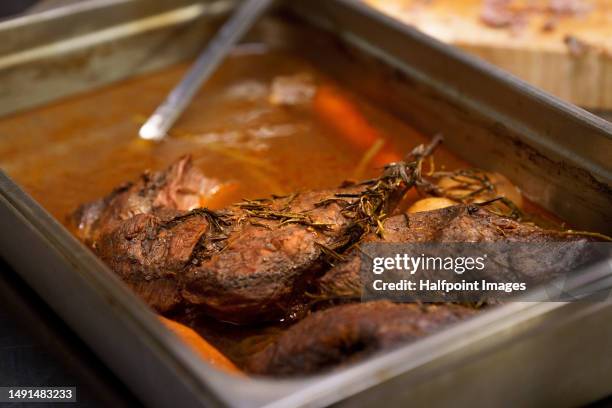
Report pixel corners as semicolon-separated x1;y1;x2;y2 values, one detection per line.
246;300;475;376
70;137;605;376
72;138;441;322
318;203;597;300
94;184;368;318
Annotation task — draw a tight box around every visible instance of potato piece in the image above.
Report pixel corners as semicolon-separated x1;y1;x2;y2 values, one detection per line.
408;197;457;213
437;175;474;200
487;172;523;208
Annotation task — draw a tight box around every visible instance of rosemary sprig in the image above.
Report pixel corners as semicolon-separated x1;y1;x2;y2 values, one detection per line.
235;200;333;230
339;134;444;240
424;168;524;220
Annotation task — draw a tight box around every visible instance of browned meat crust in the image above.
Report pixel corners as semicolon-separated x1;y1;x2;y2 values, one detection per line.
70;156;216;245
180;187;372;323
246;301;475;376
95;209;212;313
94;183;375;320
317;204;596;299
70;156;220;313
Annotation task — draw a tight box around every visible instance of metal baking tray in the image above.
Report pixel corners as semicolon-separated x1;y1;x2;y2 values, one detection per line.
0;0;611;407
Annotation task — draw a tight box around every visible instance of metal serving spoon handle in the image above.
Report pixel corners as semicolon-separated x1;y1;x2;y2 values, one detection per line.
139;0;274;141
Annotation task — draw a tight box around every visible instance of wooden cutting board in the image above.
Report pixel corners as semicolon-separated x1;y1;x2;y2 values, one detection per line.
365;0;612;110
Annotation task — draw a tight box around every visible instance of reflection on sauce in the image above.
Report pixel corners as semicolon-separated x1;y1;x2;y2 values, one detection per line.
0;49;562;369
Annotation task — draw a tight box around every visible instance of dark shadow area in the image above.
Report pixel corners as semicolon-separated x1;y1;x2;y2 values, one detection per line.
0;258;142;408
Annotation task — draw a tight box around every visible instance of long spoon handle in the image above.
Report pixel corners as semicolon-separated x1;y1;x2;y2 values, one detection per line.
139;0;275;141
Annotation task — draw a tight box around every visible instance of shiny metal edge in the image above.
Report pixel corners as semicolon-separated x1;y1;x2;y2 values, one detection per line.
0;0;237;116
0;0;228;54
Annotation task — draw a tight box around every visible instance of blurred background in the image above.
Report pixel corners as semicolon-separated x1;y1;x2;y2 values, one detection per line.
365;0;612;121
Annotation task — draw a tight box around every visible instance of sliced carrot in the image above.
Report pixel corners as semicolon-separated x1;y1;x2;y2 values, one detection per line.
313;85;401;168
159;316;242;375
